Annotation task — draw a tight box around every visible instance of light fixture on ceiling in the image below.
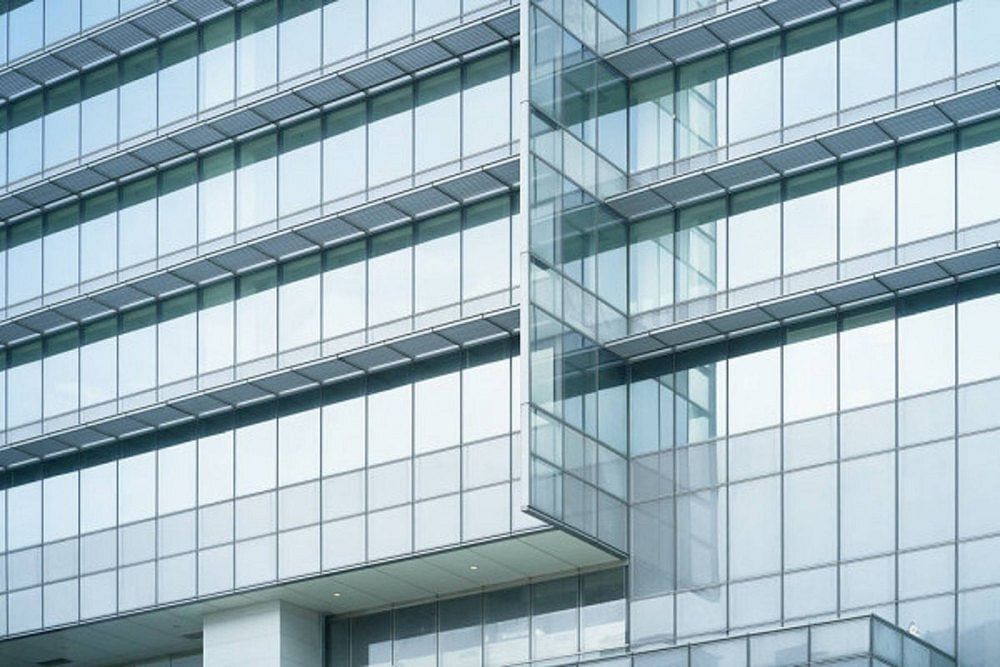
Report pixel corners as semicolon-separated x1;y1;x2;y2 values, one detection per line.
332;592;342;598
469;565;479;571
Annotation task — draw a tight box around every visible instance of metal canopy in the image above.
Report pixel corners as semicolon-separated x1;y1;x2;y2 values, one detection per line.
604;243;1000;361
0;5;519;222
604;0;863;78
604;82;1000;220
0;306;520;470
0;156;519;347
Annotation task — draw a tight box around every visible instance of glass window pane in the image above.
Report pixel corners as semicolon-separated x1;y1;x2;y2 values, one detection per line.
728;37;780;144
415;69;461;172
841;452;895;559
370;0;411;47
840;151;896;260
395;604;437;667
898;133;956;245
729;341;780;434
630;73;674;173
369;86;413;187
368;375;412;465
783;19;837;128
415;212;460;314
897;0;954;92
727;185;779;289
463;197;511;300
279;255;321;353
119;306;156;397
120;50;158;139
199;428;234;505
43;206;79;295
324;0;366;65
80;192;117;284
278;400;320;486
8;94;42;182
324;103;367;202
43;331;79;420
840;308;895;410
199;280;235;375
238;1;277;97
8;217;42;305
463;53;510;157
958;278;1000;384
237;134;277;231
899;440;955;549
629;214;674;316
958;120;1000;231
484;586;529;666
730;476;780;579
237;268;277;364
440;595;482;667
81;65;118;156
323;242;367;340
414;356;460;454
784;465;837;569
44;79;80;170
159;32;199;126
81;319;117;408
159;436;197;515
280;0;322;81
200;16;236;112
159;162;199;256
957;0;1000;73
783;168;837;275
369;227;412;326
322;382;366;475
235;409;277;496
119;177;157;269
839;2;896;111
532;578;579;660
278;119;321;219
784;320;837;422
898;296;954;396
43;472;78;543
676;55;727;159
200;148;236;241
119;449;156;524
9;0;43;59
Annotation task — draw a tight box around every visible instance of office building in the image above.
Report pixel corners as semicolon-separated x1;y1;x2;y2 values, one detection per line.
0;0;995;664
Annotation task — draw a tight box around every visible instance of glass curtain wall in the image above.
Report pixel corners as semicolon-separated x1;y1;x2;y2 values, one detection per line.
626;274;1000;659
327;568;626;667
0;49;517;314
0;0;156;63
526;0;632;554
0;340;525;636
0;0;517;187
625;117;1000;332
627;0;1000;182
0;193;518;443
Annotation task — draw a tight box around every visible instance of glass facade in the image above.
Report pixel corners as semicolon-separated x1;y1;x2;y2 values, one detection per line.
525;0;1000;666
0;193;519;442
0;339;527;635
0;0;516;187
0;0;995;664
326;568;626;666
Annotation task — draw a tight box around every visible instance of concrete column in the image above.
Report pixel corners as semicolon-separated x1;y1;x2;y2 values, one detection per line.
203;600;323;667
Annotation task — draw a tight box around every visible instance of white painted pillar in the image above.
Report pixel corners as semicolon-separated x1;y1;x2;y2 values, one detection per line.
203;601;322;667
